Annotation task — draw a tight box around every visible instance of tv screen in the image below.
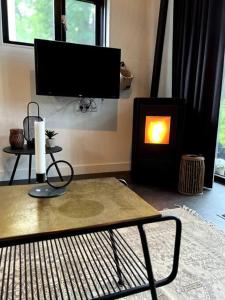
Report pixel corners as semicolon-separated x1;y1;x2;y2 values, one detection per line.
34;39;121;99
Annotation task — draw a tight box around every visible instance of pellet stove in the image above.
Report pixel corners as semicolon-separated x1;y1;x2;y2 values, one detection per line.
131;98;185;186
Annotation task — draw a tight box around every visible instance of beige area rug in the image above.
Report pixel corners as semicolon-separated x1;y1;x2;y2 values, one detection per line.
125;207;225;300
1;207;225;299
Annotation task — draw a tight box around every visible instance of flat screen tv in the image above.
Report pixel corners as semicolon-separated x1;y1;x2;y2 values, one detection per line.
34;39;121;99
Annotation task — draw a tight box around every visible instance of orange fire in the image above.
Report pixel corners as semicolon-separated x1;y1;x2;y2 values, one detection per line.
145;116;171;144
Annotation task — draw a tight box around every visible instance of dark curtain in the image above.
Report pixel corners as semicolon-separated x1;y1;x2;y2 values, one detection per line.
173;0;225;188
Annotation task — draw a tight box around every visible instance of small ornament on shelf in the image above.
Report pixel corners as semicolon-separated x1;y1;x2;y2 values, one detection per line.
120;61;134;90
9;128;24;149
45;129;58;148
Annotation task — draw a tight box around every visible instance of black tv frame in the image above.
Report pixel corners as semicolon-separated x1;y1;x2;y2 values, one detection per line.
34;39;121;99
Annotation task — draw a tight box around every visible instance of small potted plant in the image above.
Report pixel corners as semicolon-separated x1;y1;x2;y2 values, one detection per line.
215;158;225;176
45;129;58;148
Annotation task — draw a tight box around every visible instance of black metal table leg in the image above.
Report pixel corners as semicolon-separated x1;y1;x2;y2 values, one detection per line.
138;224;158;300
9;154;21;185
109;229;124;286
28;155;32;184
50;153;63;181
153;215;182;288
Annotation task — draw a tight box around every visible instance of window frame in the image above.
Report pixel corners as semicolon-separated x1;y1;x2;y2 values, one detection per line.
1;0;106;46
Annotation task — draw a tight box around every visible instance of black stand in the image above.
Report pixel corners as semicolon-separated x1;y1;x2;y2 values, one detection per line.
138;225;157;299
109;229;124;286
28;160;74;199
28;185;66;198
9;154;21;185
3;146;63;185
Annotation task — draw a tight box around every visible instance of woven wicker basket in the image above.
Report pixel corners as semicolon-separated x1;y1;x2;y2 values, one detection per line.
178;154;205;195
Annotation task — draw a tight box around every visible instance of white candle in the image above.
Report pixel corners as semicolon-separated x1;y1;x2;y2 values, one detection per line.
34;120;46;182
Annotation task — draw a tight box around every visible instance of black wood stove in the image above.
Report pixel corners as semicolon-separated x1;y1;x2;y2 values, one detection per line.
131;98;185;186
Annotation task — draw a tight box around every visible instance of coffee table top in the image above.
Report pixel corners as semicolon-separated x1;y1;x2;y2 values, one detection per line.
0;177;160;243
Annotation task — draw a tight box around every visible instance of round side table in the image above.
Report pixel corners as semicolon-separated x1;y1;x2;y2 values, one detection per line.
3;146;63;185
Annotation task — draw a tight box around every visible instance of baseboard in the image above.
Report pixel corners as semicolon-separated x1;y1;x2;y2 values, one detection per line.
0;162;131;182
74;162;130;175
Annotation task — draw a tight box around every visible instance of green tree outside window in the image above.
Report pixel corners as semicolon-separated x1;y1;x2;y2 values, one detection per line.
11;0;95;45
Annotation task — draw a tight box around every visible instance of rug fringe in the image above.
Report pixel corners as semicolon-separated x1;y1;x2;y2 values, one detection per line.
165;205;225;238
174;204;203;218
174;204;215;224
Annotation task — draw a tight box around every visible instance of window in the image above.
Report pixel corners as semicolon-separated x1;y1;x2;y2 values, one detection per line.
215;97;225;177
1;0;106;46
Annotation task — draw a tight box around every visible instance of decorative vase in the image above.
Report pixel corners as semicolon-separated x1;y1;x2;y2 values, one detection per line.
9;129;24;149
46;138;55;148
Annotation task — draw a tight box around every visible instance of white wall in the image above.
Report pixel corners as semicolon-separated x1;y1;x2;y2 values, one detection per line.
0;0;160;181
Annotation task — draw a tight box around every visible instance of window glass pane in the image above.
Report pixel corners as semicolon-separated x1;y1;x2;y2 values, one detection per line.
216;98;225;176
7;0;54;44
66;0;96;45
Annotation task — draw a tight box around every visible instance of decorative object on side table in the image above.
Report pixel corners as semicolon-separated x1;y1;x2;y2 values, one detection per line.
29;120;73;198
45;129;58;148
23;102;43;148
9;128;24;149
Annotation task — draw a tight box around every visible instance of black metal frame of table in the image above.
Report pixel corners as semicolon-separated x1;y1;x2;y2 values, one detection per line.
0;215;181;300
3;146;63;185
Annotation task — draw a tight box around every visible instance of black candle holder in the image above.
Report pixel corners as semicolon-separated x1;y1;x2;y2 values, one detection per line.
28;160;74;198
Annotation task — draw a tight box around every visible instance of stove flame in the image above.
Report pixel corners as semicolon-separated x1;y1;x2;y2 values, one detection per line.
145;116;171;144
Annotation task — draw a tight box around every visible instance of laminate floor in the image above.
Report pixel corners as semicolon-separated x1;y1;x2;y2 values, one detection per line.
129;181;225;230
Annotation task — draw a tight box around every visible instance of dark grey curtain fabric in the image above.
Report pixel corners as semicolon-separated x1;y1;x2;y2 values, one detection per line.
173;0;225;188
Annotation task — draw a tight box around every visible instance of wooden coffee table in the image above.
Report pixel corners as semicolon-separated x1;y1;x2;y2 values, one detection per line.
0;178;181;300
